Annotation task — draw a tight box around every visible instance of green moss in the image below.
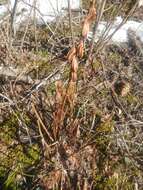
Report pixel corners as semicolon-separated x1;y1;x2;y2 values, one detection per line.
0;115;18;144
0;114;40;189
1;143;40;189
125;94;138;105
37;50;49;58
96;120;114;134
92;60;101;70
16;144;40;167
108;52;122;64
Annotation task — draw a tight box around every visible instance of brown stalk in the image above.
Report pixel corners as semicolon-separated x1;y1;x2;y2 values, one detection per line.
77;40;84;58
68;0;74;44
67;45;77;63
86;0;96;22
52;1;96;140
82;0;96;39
32;103;54;142
53;80;66;139
82;18;90;39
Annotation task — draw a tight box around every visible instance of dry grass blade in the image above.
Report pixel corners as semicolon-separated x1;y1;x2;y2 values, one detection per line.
32;103;54;142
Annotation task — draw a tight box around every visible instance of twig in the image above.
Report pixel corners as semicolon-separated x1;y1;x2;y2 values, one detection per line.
68;0;74;44
87;0;106;63
22;67;62;100
32;103;54;142
0;93;14;104
10;0;18;36
0;65;33;84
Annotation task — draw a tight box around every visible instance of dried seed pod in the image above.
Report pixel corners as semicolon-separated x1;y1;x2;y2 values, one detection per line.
82;0;96;39
71;56;78;73
77;40;84;58
55;80;64;103
67;46;77;63
82;18;90;38
87;0;96;22
71;72;77;82
55;91;62;104
67;81;76;96
66;81;77;107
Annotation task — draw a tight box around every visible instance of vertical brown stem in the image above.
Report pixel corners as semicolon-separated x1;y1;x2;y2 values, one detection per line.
87;0;106;65
68;0;74;45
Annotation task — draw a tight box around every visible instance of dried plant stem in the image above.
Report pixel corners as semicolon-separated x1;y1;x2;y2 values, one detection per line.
68;0;74;44
87;0;106;65
52;1;97;139
10;0;18;36
32;103;54;142
100;2;138;46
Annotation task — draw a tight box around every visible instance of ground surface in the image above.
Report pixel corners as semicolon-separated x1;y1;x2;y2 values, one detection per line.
0;1;143;189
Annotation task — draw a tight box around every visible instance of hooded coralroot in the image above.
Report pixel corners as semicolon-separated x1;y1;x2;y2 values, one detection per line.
82;18;90;39
71;56;78;73
82;0;96;39
77;40;84;58
87;0;96;22
55;80;64;104
71;72;78;82
67;46;77;63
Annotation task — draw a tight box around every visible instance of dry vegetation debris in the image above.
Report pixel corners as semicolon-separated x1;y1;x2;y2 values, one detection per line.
0;0;143;189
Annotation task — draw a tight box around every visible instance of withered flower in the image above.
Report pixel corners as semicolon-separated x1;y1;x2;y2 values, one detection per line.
67;46;77;63
77;40;84;58
87;0;96;22
82;18;90;38
55;80;64;104
71;72;78;82
71;56;78;73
